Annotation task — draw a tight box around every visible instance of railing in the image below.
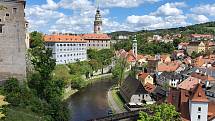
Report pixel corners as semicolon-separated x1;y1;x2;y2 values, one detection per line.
87;108;152;121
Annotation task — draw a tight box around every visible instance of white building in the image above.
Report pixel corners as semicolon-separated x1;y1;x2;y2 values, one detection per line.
44;35;87;64
189;84;209;121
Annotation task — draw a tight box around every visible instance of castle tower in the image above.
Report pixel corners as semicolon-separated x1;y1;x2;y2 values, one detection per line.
133;35;137;58
0;0;27;81
189;84;209;121
94;8;102;34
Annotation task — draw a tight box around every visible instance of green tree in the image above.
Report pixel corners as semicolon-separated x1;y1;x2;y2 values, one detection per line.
30;31;44;48
112;57;129;86
138;104;180;121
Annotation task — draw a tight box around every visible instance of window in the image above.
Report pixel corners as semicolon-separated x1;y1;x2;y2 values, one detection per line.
198;115;201;120
198;107;201;112
13;8;17;14
5;13;9;17
0;25;2;33
0;19;1;22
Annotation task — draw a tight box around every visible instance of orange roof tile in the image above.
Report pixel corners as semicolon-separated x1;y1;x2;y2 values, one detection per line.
144;83;156;93
191;72;215;82
157;62;179;72
44;35;86;43
81;33;111;40
178;76;199;91
190;84;209;102
138;73;150;80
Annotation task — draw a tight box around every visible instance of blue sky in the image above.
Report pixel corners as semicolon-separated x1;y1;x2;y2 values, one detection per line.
25;0;215;34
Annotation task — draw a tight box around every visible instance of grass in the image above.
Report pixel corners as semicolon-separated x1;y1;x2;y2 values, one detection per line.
111;88;125;111
2;107;42;121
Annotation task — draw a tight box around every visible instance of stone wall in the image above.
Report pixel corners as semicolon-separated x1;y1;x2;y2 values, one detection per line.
0;1;26;81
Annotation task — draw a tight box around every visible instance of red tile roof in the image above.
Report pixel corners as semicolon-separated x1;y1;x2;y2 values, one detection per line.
44;35;86;43
138;73;150;80
81;33;111;40
157;62;180;72
178;76;199;91
191;72;215;82
144;83;156;93
190;84;209;102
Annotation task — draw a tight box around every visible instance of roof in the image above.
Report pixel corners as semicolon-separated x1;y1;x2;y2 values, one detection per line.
191;34;213;38
120;76;148;103
188;41;202;46
178;76;199;91
44;35;86;43
179;42;189;46
190;84;209;102
191;72;215;82
208;101;215;121
81;33;111;40
144;83;156;93
157;62;180;72
138;73;150;80
180;89;190;121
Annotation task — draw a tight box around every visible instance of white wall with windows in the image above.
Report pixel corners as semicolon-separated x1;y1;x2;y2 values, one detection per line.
46;42;87;64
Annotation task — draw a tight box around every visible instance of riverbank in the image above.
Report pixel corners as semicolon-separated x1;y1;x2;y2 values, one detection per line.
63;73;113;101
107;86;126;114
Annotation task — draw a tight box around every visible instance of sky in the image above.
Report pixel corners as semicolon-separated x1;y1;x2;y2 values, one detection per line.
25;0;215;34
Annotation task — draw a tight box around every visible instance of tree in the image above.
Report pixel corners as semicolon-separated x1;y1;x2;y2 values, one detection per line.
112;57;129;86
30;31;44;48
138;103;180;121
97;49;114;74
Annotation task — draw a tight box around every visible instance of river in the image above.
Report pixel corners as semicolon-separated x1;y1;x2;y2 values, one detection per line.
68;79;116;121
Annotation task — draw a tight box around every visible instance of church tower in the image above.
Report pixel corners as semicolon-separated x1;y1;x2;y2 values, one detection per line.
94;8;102;34
133;35;137;58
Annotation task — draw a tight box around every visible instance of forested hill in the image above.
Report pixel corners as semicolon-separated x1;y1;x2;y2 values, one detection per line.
109;21;215;37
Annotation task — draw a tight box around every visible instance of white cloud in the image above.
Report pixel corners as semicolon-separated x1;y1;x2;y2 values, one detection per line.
188;14;209;23
99;0;160;8
191;4;215;16
41;0;59;10
126;14;188;30
151;2;186;16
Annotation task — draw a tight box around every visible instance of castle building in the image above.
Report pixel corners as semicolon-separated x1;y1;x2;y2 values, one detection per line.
82;8;111;50
94;8;102;34
44;35;87;64
0;0;27;81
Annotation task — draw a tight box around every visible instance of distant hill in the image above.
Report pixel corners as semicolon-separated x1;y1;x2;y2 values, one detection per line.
109;21;215;37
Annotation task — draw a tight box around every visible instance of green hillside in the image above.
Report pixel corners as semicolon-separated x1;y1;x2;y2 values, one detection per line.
110;21;215;37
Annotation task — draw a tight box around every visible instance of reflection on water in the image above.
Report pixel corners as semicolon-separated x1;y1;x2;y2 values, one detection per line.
68;79;116;121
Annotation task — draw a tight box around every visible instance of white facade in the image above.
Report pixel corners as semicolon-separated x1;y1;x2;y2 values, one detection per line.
46;42;87;64
189;101;208;121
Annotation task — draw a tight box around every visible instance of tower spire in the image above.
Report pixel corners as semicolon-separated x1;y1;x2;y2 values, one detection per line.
94;1;102;34
133;35;137;58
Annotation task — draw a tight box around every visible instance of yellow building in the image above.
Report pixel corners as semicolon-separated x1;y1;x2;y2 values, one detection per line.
138;73;154;85
187;41;205;56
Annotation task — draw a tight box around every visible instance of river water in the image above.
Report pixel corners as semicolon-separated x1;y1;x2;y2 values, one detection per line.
68;79;116;121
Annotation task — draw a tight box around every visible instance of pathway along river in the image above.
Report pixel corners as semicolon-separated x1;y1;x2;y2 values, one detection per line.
67;79;116;121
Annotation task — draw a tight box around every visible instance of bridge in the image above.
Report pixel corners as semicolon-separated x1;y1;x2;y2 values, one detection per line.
87;109;153;121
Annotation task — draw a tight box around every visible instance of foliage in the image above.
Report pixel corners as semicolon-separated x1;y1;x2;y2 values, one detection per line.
112;57;129;86
52;65;72;84
138;42;175;55
30;31;44;48
114;39;132;51
138;103;180;121
87;49;114;74
70;75;87;89
0;95;9;119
